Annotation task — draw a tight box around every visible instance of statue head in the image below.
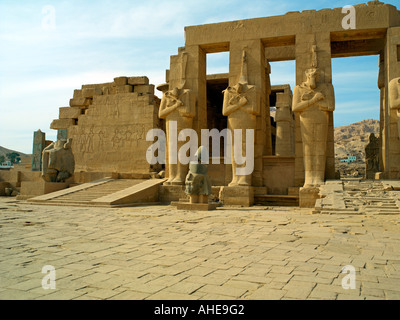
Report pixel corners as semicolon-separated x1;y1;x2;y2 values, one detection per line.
305;68;319;89
54;139;66;149
170;87;179;98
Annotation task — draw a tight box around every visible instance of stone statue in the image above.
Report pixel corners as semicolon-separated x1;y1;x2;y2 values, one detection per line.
222;49;260;186
42;138;75;182
365;132;380;179
185;146;212;204
158;86;195;185
158;50;195;185
389;77;400;140
292;68;335;188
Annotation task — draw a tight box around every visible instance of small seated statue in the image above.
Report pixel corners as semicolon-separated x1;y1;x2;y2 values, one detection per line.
42;138;75;182
185;146;212;204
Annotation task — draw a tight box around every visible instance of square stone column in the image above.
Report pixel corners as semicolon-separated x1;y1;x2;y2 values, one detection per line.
182;45;207;137
378;53;386;173
31;130;46;172
294;32;334;187
384;27;400;179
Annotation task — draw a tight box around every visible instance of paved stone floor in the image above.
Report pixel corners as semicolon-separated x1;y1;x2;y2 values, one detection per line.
1;196;400;300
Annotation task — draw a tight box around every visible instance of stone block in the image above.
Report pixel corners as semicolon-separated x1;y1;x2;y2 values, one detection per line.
50;119;75;130
59;107;81;119
134;84;155;95
253;186;267;195
128;76;149;86
262;156;295;195
114;76;128;86
219;186;254;206
159;185;187;203
375;172;385;179
176;202;218;211
73;89;83;99
299;187;320;208
0;182;12;196
101;86;112;95
288;187;299;195
116;85;133;94
70;97;89;107
82;87;102;98
18;181;68;199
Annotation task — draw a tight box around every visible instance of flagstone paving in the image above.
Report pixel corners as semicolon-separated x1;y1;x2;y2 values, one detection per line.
1;197;400;300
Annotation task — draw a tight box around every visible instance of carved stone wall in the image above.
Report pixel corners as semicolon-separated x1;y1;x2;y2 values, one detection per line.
50;76;160;175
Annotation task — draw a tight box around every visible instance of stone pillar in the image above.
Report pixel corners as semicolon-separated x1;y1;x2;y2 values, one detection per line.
184;45;207;137
275;92;294;156
378;53;386;173
385;27;400;179
31;130;46;172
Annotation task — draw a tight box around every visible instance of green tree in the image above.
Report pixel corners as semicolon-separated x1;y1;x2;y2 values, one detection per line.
6;152;21;164
0;155;5;164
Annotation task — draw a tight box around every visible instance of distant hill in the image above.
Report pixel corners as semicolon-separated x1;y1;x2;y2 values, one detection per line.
335;119;380;160
334;119;380;177
0;146;30;159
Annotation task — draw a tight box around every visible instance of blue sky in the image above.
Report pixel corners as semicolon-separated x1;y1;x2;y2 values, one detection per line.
0;0;397;154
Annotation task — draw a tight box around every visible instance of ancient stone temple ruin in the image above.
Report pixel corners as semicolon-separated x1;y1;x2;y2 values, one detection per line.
2;1;400;208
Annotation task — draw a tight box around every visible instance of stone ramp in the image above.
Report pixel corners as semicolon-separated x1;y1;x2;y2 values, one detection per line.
315;180;400;215
29;178;167;207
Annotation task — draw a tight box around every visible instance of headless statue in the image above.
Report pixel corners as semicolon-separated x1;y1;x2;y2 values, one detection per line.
42;138;75;182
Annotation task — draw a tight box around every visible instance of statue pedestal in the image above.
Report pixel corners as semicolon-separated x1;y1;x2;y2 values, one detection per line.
176;202;218;211
219;186;254;207
299;186;320;208
17;181;68;200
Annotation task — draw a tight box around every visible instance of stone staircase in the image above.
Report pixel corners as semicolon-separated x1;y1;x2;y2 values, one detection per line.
29;178;167;207
254;194;299;206
315;179;400;215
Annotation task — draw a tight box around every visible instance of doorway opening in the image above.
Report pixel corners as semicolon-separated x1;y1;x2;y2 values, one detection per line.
269;60;296;155
332;55;380;179
206;52;229;151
